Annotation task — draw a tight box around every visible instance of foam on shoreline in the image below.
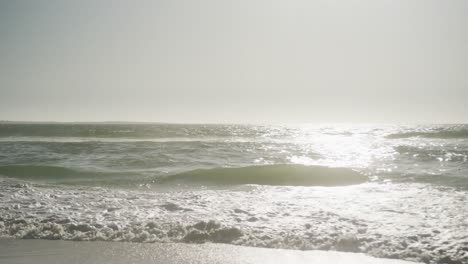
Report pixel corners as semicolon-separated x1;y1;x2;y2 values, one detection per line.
0;181;466;263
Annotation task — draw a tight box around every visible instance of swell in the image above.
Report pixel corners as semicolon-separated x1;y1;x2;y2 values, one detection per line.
386;129;468;139
0;123;184;138
0;136;236;143
0;123;260;139
161;165;367;186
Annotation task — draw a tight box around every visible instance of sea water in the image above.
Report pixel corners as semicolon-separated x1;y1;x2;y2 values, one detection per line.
0;123;467;263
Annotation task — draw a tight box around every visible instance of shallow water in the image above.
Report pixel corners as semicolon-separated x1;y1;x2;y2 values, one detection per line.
0;238;418;264
0;123;467;263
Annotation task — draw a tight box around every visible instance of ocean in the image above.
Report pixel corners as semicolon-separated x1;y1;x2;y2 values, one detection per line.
0;123;467;263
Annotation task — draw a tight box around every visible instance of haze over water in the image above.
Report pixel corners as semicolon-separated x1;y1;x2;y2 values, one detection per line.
1;0;467;124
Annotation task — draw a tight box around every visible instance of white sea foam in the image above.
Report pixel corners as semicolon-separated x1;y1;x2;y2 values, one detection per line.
0;180;466;263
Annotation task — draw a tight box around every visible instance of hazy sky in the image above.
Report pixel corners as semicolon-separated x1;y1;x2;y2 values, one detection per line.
0;0;467;123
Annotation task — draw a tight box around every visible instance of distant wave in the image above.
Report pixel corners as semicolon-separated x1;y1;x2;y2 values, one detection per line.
386;129;468;139
0;123;263;138
0;136;256;143
161;165;367;186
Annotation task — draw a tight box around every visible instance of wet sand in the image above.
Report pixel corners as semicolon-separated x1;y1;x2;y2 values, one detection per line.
0;238;420;264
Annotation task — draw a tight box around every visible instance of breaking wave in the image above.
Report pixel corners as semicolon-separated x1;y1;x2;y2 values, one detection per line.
162;165;367;186
1;181;466;263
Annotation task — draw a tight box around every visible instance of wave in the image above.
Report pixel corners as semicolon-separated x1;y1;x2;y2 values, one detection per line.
0;136;247;143
0;123;264;139
386;129;468;139
394;145;468;160
0;164;367;187
161;165;367;186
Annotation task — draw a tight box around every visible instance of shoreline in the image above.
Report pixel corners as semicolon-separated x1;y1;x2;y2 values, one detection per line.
0;238;420;264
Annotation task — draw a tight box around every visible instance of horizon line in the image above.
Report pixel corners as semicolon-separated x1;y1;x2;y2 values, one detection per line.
1;120;467;126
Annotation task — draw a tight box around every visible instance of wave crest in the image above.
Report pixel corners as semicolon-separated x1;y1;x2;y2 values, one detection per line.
0;165;367;187
162;165;367;186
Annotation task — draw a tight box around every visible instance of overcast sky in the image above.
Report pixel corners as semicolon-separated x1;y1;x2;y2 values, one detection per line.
0;0;467;123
